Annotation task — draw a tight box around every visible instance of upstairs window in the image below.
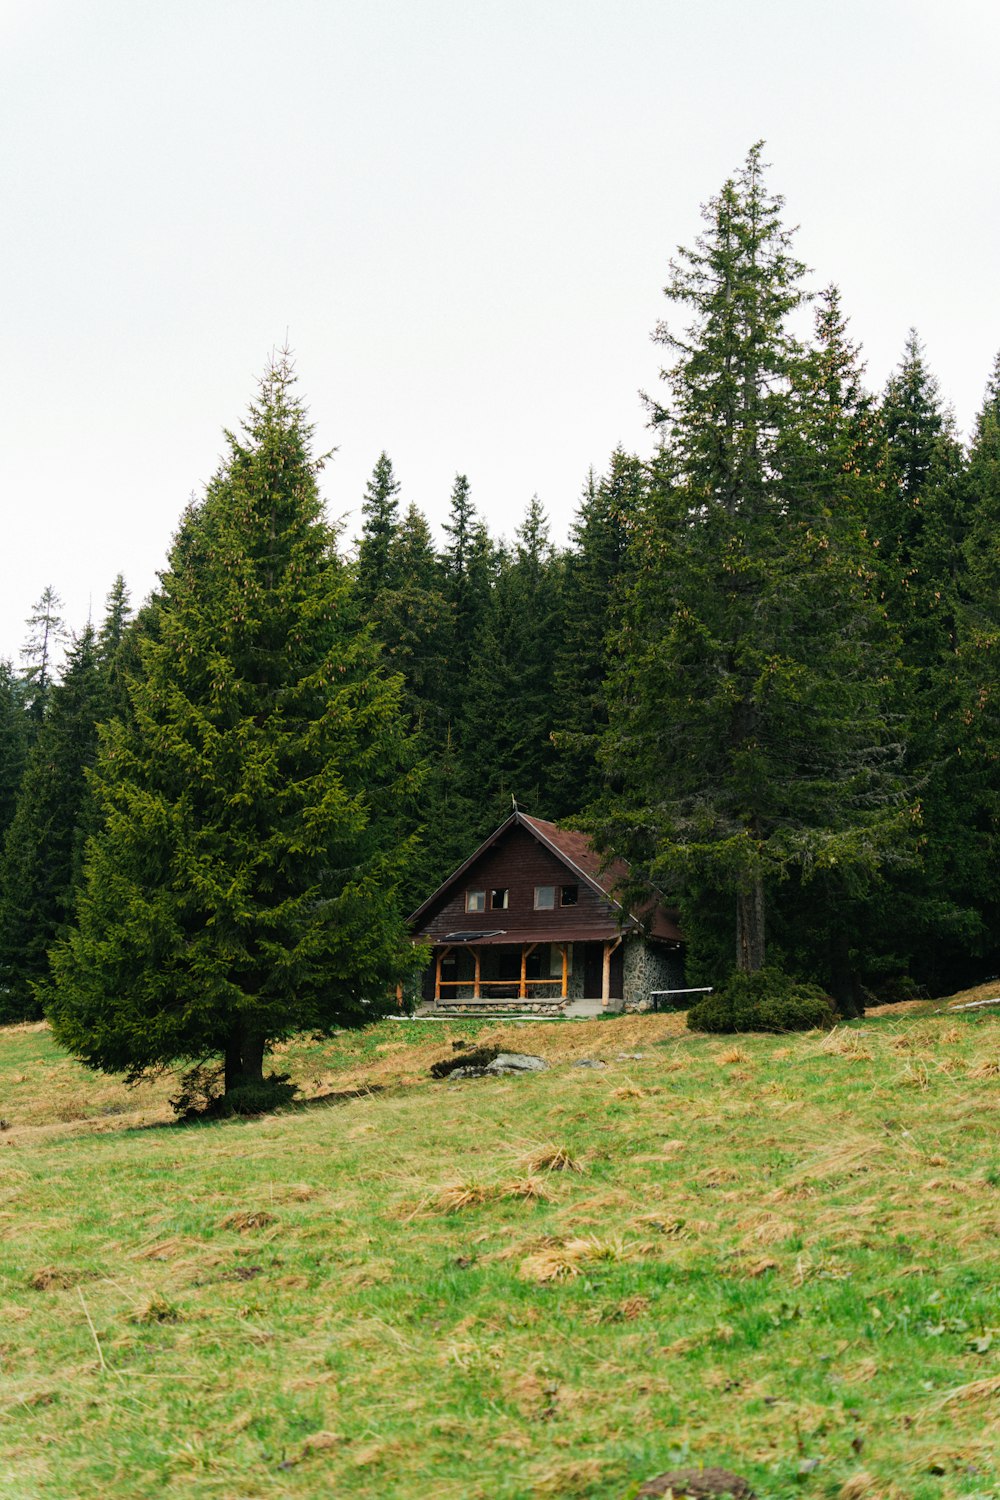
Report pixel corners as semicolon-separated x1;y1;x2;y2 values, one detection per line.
491;888;509;910
534;885;555;910
560;884;579;906
466;890;486;913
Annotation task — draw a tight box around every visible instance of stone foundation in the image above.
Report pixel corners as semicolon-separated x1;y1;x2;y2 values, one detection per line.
623;939;686;1011
430;998;567;1017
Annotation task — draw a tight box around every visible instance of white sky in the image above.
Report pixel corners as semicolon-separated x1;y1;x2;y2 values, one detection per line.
2;0;999;661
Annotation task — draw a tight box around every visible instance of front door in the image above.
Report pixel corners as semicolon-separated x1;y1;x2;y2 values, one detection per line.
583;942;603;999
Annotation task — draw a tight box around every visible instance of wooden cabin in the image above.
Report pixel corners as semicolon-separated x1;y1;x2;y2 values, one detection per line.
407;810;684;1014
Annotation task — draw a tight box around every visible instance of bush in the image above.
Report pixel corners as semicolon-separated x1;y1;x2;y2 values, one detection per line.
687;967;836;1034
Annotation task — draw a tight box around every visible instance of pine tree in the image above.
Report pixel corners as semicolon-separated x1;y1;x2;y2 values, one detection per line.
96;574;134;723
362;503;451;729
875;330;967;667
439;474;494;722
0;660;29;849
767;287;908;1009
595;145;909;981
44;359;422;1103
549;451;644;817
951;354;1000;976
355;452;403;610
0;626;104;1020
460;497;564;827
20;586;67;723
870;334;980;989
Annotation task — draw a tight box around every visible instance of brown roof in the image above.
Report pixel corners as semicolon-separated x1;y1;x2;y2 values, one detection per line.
408;810;683;944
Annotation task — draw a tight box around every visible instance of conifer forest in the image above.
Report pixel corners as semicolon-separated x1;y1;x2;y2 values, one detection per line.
1;145;998;1053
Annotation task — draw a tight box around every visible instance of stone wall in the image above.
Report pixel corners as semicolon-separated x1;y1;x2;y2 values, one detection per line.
623;939;686;1012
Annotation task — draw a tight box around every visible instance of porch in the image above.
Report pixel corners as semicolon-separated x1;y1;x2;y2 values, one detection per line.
423;936;625;1012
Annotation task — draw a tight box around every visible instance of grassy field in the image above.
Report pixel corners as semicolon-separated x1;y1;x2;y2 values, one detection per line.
0;990;998;1500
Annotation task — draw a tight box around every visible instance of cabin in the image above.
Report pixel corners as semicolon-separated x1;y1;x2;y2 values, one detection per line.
407;810;684;1014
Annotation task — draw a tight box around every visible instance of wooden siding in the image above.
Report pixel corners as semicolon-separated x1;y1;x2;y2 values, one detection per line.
416;824;623;941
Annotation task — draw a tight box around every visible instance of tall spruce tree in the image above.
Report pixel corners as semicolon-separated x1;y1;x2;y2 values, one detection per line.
768;287;908;1009
96;574;134;722
952;353;1000;975
0;660;29;850
0;626;104;1020
595;145;909;982
20;586;67;724
549;451;644;817
871;334;979;989
355;452;403;610
439;473;493;723
460;496;564;827
44;359;421;1102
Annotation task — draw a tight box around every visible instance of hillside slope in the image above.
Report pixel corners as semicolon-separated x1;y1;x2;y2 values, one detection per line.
0;1001;998;1499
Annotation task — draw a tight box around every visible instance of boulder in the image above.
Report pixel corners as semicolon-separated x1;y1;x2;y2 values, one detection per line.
433;1049;547;1080
484;1052;548;1074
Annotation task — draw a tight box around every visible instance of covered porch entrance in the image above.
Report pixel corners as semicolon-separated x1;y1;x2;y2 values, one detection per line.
422;937;625;1009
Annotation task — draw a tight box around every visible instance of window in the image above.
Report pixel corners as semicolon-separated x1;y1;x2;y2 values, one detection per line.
533;885;555;910
491;888;509;910
560;885;579;906
466;890;486;913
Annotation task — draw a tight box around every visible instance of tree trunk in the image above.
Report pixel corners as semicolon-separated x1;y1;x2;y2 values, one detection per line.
736;877;766;973
828;928;865;1019
224;1023;265;1095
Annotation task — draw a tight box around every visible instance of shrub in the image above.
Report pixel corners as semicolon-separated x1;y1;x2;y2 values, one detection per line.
687;967;836;1034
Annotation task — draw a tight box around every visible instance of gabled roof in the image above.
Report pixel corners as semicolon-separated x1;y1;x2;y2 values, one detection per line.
407;809;682;943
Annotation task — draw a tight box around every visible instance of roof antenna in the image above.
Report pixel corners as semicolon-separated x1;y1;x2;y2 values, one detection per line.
511;794;518;811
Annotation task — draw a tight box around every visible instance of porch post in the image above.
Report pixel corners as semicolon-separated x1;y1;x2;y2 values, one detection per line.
473;947;481;999
559;944;568;999
602;936;623;1009
434;950;443;1002
519;943;538;1000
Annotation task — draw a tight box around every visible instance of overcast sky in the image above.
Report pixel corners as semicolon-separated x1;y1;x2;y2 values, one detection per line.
2;0;999;661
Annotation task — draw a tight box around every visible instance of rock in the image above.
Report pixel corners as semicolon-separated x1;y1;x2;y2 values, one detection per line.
635;1469;755;1499
436;1049;547;1080
484;1052;548;1074
572;1058;607;1069
430;1047;499;1079
616;1052;646;1060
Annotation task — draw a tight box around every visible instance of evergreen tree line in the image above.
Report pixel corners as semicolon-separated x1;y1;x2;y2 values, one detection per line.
1;145;998;1057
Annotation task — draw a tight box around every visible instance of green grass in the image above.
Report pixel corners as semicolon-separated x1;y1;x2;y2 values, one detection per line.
0;1001;998;1499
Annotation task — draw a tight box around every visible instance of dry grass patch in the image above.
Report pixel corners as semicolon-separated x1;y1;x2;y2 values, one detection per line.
130;1295;181;1324
530;1457;606;1497
429;1181;497;1213
27;1265;90;1291
522;1143;583;1174
818;1030;874;1060
786;1136;883;1184
218;1209;277;1232
932;1373;1000;1408
611;1083;647;1100
737;1213;796;1248
502;1176;551;1201
519;1233;648;1282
